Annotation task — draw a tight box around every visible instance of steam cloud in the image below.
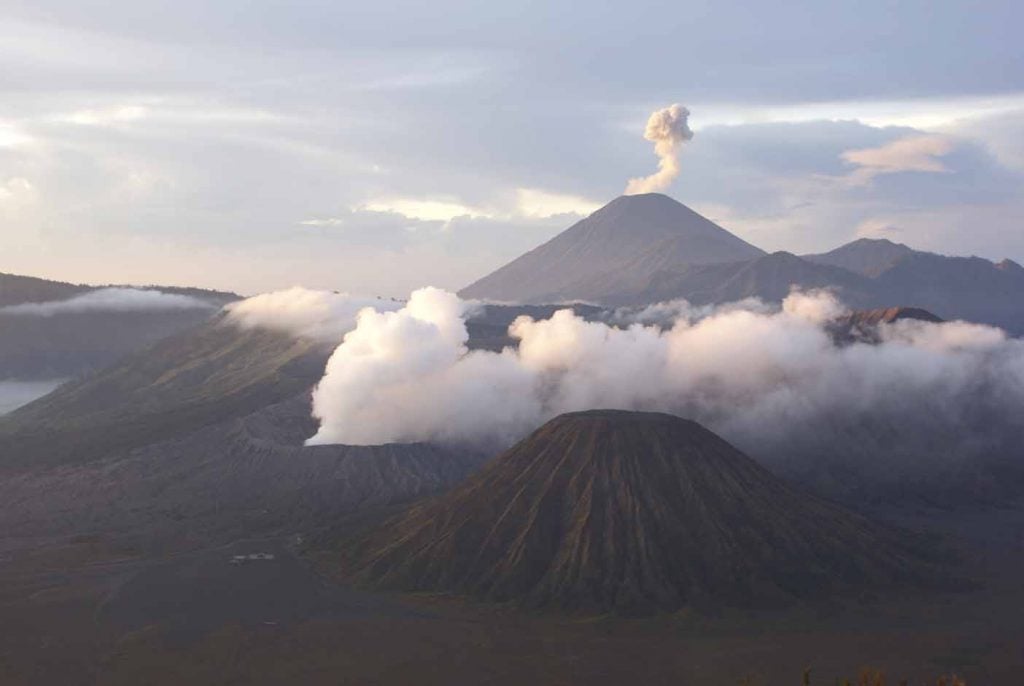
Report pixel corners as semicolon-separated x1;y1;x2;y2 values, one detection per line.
0;288;213;317
625;104;694;195
308;287;1024;498
225;287;402;342
307;287;536;445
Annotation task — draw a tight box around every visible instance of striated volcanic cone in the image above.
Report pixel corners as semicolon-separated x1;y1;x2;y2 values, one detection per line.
346;410;946;613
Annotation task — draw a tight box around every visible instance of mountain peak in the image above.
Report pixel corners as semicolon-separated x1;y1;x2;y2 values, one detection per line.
459;195;764;303
847;237;908;249
610;191;674;202
343;410;940;613
605;192;682;209
804;237;917;277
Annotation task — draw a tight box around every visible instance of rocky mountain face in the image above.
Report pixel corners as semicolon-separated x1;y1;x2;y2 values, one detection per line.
342;410;943;614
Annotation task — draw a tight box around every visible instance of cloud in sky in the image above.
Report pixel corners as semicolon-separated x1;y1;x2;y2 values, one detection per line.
360;198;490;223
854;217;903;239
357;188;601;224
0;3;1021;293
0;177;36;204
299;217;346;228
841;135;956;185
514;188;601;218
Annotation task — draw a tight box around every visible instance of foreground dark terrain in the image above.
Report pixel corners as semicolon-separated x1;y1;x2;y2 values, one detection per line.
2;382;1023;683
1;503;1023;684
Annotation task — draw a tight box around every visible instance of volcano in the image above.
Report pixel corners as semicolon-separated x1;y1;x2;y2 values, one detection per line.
458;193;764;303
345;410;941;613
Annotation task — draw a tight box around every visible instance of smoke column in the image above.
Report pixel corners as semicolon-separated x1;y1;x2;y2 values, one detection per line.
625;104;694;195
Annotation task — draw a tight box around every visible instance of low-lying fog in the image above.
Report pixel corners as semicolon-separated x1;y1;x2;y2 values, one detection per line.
0;379;66;415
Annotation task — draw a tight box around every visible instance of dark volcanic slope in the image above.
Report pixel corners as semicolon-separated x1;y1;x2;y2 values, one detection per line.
0;393;480;547
0;313;484;547
347;410;939;613
459;194;764;303
0;317;334;469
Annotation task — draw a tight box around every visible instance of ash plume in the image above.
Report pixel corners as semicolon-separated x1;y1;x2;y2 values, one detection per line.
625;104;694;195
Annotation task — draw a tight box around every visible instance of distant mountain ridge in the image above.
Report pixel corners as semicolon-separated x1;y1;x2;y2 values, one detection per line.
461;195;1024;333
0;271;241;385
802;237;918;277
0;270;238;308
620;251;877;308
0;272;91;308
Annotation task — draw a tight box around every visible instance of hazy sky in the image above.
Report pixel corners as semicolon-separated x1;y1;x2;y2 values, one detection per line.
1;1;1022;296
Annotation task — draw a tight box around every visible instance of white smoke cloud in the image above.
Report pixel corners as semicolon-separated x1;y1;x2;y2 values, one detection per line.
625;104;694;195
609;298;778;328
307;287;538;445
0;287;213;317
224;287;404;343
308;287;1024;497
